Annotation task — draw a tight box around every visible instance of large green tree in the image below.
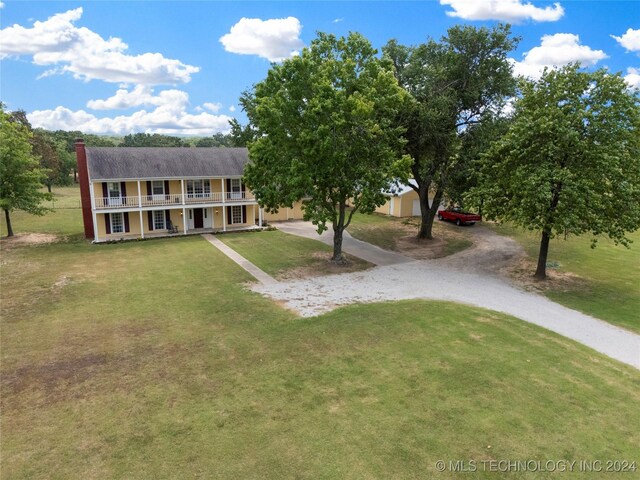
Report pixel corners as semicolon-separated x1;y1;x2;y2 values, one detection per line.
32;129;62;192
228;119;254;147
242;32;410;262
0;107;52;237
384;24;518;239
475;65;640;279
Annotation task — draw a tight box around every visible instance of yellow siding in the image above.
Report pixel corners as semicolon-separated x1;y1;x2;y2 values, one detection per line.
375;198;393;215
262;201;305;222
399;190;419;217
96;211;142;239
211;179;223;193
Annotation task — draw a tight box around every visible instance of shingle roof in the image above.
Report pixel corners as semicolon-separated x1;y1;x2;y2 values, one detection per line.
86;147;250;181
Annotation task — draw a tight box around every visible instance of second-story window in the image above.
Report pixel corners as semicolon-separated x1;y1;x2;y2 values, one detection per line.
152;181;165;197
187;180;211;198
230;179;242;199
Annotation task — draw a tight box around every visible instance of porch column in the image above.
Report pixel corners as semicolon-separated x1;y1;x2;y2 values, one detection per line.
137;180;142;207
182;207;187;235
222;205;227;232
221;178;225;203
181;179;185;205
89;182;98;241
139;210;145;239
258;207;263;228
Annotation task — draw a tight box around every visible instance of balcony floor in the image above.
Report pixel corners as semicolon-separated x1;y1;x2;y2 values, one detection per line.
94;224;263;243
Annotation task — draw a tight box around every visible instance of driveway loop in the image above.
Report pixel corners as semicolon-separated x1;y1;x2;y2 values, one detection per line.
257;222;640;370
274;221;413;266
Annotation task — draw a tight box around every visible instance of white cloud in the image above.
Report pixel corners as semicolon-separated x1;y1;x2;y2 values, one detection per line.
611;28;640;53
202;102;222;113
510;33;608;79
440;0;564;22
624;67;640;89
31;88;230;135
0;2;5;9
86;85;190;110
0;8;199;85
229;105;236;112
220;17;304;62
28;105;233;136
333;18;344;24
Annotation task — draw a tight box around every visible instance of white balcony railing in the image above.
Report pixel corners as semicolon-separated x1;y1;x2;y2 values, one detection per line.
141;194;182;207
94;196;139;208
94;191;255;209
185;192;223;203
225;191;254;202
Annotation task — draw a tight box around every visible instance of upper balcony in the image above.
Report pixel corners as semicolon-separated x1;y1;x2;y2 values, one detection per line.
94;191;255;209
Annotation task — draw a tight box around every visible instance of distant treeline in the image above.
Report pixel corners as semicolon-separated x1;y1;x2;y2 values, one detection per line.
4;110;254;189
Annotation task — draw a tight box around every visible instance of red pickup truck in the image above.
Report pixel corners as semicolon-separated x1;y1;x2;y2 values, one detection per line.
437;207;481;226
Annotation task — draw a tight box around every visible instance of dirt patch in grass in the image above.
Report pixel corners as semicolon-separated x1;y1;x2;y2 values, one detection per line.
276;251;371;280
0;233;59;251
504;256;589;294
2;353;110;398
350;216;473;260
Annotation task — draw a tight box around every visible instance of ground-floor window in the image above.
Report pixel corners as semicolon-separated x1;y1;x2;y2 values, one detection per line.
110;212;124;233
231;205;243;224
154;210;166;230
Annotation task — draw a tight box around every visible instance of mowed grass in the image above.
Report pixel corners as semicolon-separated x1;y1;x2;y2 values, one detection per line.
2;234;640;478
0;185;83;238
491;224;640;334
219;229;372;278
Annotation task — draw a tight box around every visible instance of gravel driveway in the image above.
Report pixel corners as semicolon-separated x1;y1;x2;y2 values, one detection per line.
253;222;640;369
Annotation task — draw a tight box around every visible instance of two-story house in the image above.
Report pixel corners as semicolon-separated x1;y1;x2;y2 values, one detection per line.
75;139;304;242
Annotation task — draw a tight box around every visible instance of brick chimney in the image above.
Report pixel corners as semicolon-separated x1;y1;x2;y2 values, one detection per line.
75;139;94;240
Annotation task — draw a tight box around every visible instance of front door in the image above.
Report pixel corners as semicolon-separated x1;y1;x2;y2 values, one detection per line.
193;208;204;229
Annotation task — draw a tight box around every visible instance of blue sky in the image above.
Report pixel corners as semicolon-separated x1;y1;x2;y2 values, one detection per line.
1;1;638;136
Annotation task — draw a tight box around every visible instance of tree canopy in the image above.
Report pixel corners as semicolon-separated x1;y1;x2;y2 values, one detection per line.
119;133;187;147
242;32;410;262
0;106;52;237
384;24;518;238
473;65;640;279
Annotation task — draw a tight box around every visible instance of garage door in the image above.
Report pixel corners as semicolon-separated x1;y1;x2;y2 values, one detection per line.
412;199;421;216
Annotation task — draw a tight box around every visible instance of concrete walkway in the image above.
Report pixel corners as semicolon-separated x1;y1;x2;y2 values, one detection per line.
274;221;413;266
202;234;277;285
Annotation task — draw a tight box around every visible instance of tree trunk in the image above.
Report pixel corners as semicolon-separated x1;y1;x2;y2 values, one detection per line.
4;209;14;237
73;168;78;183
331;202;347;263
534;229;551;280
417;188;443;240
47;183;52;193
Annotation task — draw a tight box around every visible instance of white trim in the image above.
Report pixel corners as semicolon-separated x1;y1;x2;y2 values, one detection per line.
258;207;263;227
137;180;142;208
222;204;227;232
89;182;99;241
181;179;185;205
139;210;145;239
90;175;245;182
182;207;187;235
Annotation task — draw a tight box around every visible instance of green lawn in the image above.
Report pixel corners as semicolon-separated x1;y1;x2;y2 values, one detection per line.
490;224;640;334
2;229;639;478
0;185;83;238
219;229;371;278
